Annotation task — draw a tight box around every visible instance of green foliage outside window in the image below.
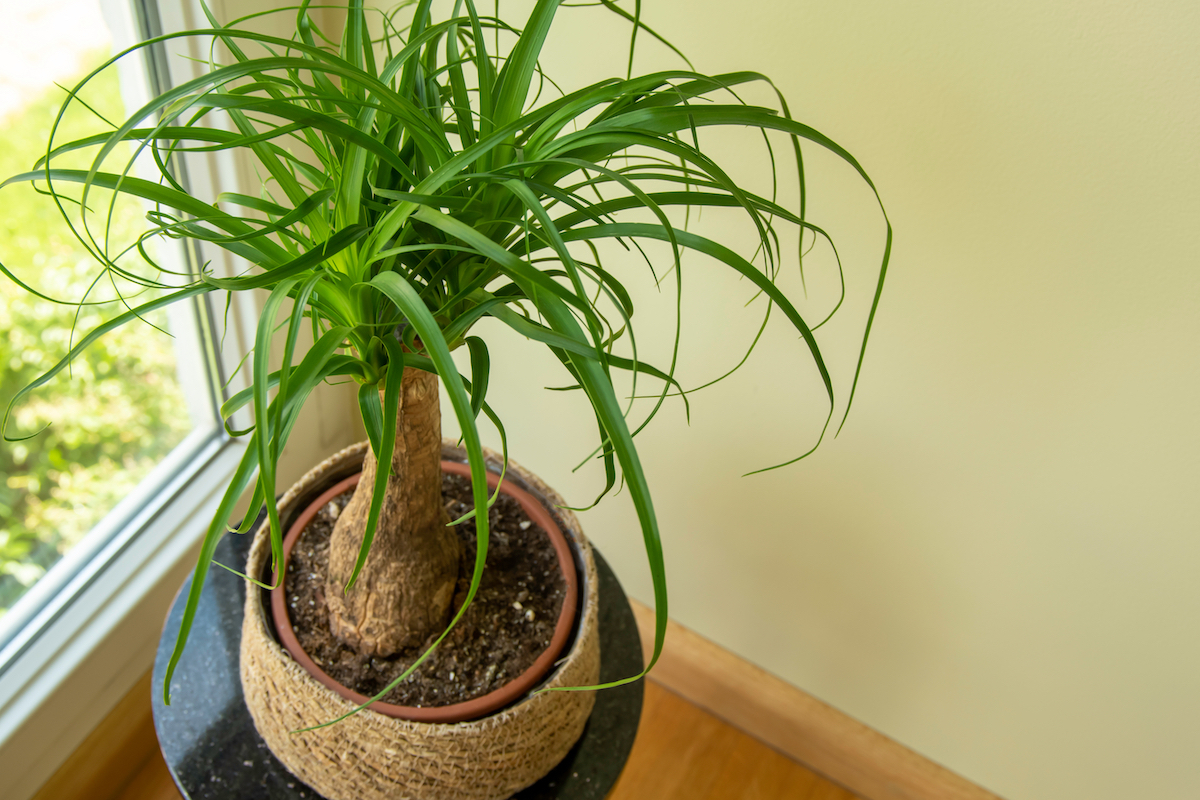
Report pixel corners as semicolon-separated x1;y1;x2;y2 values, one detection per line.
0;58;192;616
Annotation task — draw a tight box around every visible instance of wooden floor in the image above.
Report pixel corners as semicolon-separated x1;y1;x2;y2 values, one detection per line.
109;680;856;800
608;682;857;800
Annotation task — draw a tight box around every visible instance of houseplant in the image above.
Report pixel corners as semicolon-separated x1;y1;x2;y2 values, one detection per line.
1;0;890;796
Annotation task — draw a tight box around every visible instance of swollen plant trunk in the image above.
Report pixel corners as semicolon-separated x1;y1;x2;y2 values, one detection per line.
325;368;461;657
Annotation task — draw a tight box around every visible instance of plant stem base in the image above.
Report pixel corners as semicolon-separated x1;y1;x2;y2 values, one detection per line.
151;512;644;800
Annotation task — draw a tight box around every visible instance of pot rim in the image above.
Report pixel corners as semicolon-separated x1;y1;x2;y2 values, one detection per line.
268;459;580;723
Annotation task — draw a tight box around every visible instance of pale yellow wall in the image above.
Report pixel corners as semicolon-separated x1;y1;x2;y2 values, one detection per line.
441;1;1200;799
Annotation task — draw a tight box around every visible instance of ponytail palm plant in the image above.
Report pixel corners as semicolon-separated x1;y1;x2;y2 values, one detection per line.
2;0;889;711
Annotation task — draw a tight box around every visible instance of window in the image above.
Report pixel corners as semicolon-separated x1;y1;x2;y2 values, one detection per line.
0;1;258;796
0;0;213;648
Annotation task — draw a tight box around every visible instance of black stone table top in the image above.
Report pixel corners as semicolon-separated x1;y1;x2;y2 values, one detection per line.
152;523;645;800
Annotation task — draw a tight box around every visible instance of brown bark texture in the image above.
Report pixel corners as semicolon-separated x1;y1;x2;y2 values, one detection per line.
325;367;461;656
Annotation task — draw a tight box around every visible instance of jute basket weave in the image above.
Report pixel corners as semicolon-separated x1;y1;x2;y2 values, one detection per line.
240;441;600;800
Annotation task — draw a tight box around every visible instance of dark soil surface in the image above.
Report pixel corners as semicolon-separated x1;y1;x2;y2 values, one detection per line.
283;471;567;708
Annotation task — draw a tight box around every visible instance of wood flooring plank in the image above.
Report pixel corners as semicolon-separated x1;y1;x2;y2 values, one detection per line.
608;683;721;798
701;734;771;800
607;681;852;800
30;670;160;800
648;687;745;797
806;781;862;800
604;679;670;797
704;732;824;800
113;754;182;800
754;760;826;800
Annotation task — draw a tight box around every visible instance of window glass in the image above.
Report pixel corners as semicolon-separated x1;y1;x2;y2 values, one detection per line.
0;0;196;618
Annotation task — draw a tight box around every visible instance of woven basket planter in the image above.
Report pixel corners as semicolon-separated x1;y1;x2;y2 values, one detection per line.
240;440;600;800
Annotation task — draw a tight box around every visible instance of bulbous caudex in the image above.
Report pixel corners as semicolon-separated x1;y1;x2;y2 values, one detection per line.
325;368;461;656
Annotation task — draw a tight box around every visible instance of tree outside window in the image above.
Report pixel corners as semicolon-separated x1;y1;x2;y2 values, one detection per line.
0;0;193;617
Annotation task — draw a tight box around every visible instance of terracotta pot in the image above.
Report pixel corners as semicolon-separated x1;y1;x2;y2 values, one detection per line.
268;460;581;723
240;440;601;800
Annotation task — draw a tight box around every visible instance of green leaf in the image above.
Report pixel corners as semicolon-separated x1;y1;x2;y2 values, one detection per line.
253;277;302;583
464;336;489;419
533;288;669;688
201;225;369;290
164;437;262;704
358;381;384;457
3;169;290;267
493;0;563;128
560;222;834;409
342;337;403;593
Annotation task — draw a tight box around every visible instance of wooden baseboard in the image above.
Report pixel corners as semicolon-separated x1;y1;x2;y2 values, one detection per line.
630;601;1004;800
30;670;160;800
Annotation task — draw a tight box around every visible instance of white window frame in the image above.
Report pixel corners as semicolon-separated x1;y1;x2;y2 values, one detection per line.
0;1;263;797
